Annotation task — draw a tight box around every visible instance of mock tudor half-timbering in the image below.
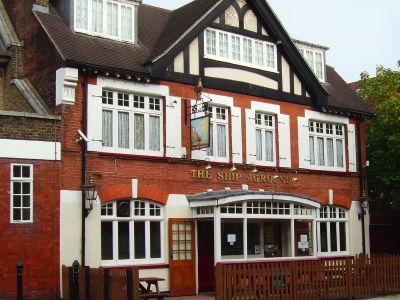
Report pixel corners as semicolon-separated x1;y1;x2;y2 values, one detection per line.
1;0;375;298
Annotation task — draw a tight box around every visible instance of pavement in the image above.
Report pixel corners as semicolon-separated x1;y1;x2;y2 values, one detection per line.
167;293;400;300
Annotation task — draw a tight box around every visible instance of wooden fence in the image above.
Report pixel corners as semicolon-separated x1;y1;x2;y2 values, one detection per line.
62;264;140;300
215;255;400;300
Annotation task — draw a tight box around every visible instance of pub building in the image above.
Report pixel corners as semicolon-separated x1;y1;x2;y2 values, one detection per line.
0;0;374;297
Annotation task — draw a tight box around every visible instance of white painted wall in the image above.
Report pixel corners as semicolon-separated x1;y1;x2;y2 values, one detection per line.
174;51;184;73
189;38;199;75
281;57;290;93
348;200;370;255
204;67;278;90
0;139;61;160
85;201;102;267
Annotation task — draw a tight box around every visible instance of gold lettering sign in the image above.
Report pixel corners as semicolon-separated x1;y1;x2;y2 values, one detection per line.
189;170;298;184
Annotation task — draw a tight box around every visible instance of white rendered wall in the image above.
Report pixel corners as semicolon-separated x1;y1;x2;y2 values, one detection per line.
348;200;370;255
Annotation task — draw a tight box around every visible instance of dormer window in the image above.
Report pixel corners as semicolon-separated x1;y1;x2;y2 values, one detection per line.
205;28;277;73
75;0;137;43
296;42;327;82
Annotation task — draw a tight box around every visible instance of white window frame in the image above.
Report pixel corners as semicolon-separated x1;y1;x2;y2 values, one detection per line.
298;46;325;82
101;200;165;266
10;164;33;223
308;120;346;172
254;112;276;166
206;106;230;163
74;0;136;43
317;206;349;257
101;90;163;156
204;28;278;73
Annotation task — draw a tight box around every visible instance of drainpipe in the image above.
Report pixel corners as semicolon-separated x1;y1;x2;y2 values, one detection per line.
356;119;366;255
81;74;88;266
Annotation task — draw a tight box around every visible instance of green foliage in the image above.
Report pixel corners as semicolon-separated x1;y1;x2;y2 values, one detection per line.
359;65;400;212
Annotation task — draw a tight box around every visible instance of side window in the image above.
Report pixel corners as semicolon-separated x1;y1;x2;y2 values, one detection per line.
255;113;275;163
10;164;33;223
100;200;164;264
101;90;163;156
206;106;229;162
317;206;348;254
308;121;345;170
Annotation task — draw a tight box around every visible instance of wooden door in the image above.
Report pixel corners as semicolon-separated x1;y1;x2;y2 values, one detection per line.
197;221;215;293
169;219;196;296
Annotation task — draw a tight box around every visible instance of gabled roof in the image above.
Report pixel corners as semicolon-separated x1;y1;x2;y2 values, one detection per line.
33;0;372;116
34;5;171;75
324;66;374;116
150;0;220;61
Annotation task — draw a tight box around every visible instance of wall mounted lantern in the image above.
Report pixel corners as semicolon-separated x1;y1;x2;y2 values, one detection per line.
82;175;98;217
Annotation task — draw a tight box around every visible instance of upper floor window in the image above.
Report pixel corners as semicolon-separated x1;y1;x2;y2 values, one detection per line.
102;90;163;156
317;206;348;255
255;113;275;164
308;121;345;171
298;47;325;81
10;164;33;223
101;200;164;265
206;106;229;162
205;28;277;72
75;0;135;43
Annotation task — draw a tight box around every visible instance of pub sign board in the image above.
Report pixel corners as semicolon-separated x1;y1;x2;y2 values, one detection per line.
191;115;210;150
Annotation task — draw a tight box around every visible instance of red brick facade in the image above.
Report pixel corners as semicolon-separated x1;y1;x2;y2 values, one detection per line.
0;159;60;300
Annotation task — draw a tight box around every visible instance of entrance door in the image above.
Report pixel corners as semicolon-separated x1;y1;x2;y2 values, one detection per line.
169;219;196;296
197;221;215;293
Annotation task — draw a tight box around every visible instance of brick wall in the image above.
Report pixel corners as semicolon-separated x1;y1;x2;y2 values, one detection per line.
0;115;60;142
3;0;63;110
0;159;60;300
60;75;365;206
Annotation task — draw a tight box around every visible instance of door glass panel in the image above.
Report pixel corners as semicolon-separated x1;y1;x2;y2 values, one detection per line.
171;221;192;261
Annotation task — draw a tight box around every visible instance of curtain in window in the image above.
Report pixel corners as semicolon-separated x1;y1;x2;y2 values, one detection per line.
336;139;344;167
149;116;160;151
256;129;262;160
206;30;216;55
102;110;113;147
309;136;315;165
317;137;325;166
243;38;252;63
92;0;103;33
327;138;334;166
206;123;214;156
219;33;228;58
231;36;240;60
265;131;273;162
118;112;129;148
107;2;118;36
266;44;275;68
255;41;264;66
306;50;314;70
217;124;226;157
134;114;145;150
315;53;323;79
121;5;133;40
76;0;88;30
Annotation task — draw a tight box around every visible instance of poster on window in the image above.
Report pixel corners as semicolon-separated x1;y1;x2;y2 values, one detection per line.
191;115;210;150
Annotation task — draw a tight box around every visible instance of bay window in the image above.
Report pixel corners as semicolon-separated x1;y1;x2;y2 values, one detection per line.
101;90;163;155
206;106;229;161
205;28;277;72
101;200;164;265
308;121;345;171
317;206;348;255
75;0;136;42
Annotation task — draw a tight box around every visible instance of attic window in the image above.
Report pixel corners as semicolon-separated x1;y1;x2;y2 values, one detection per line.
74;0;136;43
205;28;277;73
297;46;325;82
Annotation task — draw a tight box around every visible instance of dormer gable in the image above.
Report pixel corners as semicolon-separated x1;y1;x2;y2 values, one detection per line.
53;0;142;44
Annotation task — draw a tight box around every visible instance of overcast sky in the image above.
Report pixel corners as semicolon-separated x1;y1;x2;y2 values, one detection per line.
143;0;399;83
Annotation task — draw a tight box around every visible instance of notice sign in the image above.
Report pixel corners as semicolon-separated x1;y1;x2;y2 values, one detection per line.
191;115;210;150
298;235;309;250
227;234;236;245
